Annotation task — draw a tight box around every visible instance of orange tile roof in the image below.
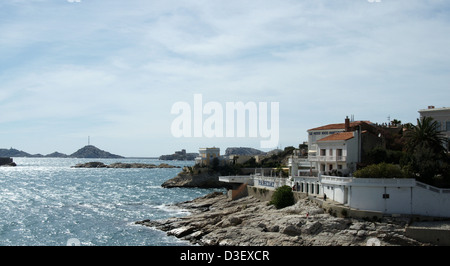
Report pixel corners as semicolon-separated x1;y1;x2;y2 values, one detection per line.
308;121;371;131
317;132;354;142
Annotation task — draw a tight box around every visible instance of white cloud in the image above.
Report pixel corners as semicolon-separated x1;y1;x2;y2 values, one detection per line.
0;0;449;156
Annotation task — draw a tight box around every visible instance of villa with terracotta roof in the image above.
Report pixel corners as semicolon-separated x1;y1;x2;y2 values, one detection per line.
307;117;384;176
221;110;450;218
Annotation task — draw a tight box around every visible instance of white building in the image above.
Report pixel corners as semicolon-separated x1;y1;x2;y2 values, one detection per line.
310;131;359;175
195;147;220;166
418;106;450;150
307;117;371;153
318;175;450;218
220;172;450;218
306;117;384;176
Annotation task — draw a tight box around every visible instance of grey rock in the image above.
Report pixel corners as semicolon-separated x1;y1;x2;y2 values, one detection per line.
135;192;430;246
282;225;302;236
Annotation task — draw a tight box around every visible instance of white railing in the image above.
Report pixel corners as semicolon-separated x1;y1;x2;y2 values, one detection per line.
308;156;347;162
350;178;416;187
320;175;352;184
219;175;254;185
416;181;450;194
320;175;417;187
253;176;292;189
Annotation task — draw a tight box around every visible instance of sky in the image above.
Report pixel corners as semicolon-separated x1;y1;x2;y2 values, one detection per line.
1;0;449;157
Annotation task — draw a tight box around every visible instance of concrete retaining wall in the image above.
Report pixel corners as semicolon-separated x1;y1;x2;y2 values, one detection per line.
405;226;450;246
244;186;383;220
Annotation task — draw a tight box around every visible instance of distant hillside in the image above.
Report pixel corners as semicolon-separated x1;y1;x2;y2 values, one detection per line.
45;152;69;158
70;145;124;159
0;145;124;158
225;147;266;156
0;148;40;157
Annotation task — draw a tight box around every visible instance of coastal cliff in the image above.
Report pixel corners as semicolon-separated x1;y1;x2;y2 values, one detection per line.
161;167;231;189
136;192;428;246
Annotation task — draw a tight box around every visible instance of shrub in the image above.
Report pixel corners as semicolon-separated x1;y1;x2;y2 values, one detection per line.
353;162;408;179
269;185;295;209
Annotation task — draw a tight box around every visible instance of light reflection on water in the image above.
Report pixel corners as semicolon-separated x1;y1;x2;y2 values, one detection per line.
0;158;223;246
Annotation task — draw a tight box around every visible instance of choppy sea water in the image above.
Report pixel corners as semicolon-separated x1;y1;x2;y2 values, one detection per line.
0;158;223;246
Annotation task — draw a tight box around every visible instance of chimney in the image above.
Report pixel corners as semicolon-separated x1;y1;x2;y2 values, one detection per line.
345;116;350;132
428;105;435;109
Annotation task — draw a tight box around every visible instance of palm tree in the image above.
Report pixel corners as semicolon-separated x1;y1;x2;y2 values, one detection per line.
403;116;448;182
404;116;447;156
391;119;402;127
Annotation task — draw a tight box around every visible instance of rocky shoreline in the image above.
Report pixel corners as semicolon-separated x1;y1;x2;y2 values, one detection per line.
161;170;231;189
136;192;429;246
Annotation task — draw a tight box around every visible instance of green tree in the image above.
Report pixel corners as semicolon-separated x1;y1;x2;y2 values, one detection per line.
402;116;448;183
211;157;220;171
391;119;402;127
269;185;295;209
404;116;447;155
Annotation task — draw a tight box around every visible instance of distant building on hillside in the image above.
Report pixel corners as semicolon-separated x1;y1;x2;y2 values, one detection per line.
159;149;198;161
418;106;450;150
195;147;221;166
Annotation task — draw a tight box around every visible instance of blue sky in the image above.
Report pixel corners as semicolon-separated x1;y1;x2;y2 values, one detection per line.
1;0;449;157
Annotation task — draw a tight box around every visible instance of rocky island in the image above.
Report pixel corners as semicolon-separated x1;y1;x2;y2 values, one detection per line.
69;145;124;159
0;157;16;167
136;192;428;246
72;162;180;168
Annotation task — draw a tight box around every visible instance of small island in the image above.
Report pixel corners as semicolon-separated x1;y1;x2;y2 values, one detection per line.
72;162;180;169
0;157;16;167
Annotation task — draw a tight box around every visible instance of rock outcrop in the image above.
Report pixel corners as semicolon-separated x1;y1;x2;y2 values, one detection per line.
161;168;231;189
225;147;266;156
136;192;428;246
0;157;16;167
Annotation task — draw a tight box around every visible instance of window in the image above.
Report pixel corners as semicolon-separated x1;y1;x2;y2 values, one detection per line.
436;121;442;131
337;149;343;156
329;149;333;156
320;149;326;156
446;121;450;132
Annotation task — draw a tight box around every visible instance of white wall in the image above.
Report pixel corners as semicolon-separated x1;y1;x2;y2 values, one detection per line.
349;184;450;217
252;174;450;218
322;184;345;203
412;186;450;217
345;136;359;170
349;186;385;212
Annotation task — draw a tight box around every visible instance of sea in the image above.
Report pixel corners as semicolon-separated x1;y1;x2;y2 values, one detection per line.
0;157;224;246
